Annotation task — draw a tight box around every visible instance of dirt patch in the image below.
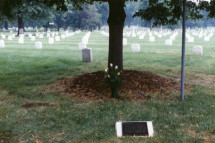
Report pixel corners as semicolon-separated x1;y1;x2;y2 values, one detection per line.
182;128;215;142
0;100;5;105
22;101;56;108
54;70;181;101
187;73;215;88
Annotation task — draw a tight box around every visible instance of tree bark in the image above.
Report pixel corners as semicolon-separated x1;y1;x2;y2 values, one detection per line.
150;19;153;31
17;14;24;36
107;0;126;70
4;22;8;30
44;22;49;32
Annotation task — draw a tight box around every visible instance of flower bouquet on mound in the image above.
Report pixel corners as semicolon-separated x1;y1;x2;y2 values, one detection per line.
104;63;122;99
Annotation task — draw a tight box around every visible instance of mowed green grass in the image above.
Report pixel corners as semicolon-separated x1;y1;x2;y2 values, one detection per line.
0;30;215;142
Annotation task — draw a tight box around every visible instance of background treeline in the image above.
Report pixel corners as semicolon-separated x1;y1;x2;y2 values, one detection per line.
0;1;215;31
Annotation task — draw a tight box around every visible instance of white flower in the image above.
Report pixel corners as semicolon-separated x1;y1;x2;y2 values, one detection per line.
105;69;108;72
115;65;118;70
110;63;113;67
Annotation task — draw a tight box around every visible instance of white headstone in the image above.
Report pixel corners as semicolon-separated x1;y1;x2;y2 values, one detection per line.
0;40;5;48
39;34;44;39
131;32;136;37
139;35;144;39
82;48;92;62
61;34;66;39
12;34;16;38
47;33;50;37
79;42;86;49
188;37;194;43
35;41;42;49
204;36;210;41
18;37;24;44
8;36;13;40
19;28;24;35
48;37;54;44
123;38;127;45
131;44;140;52
165;39;172;46
55;36;60;41
31;36;36;41
158;34;162;38
149;36;155;42
193;46;203;55
1;35;5;39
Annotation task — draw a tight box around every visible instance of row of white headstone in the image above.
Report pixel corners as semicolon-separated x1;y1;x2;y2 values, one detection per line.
79;32;93;62
0;31;79;49
130;43;203;55
79;32;91;49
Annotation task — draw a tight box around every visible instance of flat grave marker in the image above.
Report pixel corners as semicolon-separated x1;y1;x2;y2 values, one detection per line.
116;121;154;137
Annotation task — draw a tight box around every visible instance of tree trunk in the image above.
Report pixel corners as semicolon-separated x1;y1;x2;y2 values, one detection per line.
17;14;24;36
4;22;8;30
44;22;49;32
150;20;153;31
107;0;126;70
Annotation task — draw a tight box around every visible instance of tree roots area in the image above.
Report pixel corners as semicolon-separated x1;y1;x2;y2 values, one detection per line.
55;70;182;101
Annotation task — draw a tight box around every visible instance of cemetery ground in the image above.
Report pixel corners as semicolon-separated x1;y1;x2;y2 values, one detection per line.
0;30;215;142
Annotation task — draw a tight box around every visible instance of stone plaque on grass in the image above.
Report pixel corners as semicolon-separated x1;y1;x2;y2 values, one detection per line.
116;121;154;137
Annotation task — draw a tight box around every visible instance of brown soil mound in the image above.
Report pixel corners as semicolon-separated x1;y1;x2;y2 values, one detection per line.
56;70;179;101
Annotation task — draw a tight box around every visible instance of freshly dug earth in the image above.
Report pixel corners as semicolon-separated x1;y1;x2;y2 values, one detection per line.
56;70;180;101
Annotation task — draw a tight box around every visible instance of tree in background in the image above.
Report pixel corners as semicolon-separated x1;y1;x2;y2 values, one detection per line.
54;11;66;31
65;4;101;31
125;1;141;27
80;5;102;31
135;0;203;27
95;2;109;26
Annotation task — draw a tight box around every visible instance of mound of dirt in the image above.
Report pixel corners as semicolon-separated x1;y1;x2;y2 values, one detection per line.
56;70;180;101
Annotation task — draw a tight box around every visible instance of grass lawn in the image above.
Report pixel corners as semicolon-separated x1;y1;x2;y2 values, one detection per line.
0;30;215;142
